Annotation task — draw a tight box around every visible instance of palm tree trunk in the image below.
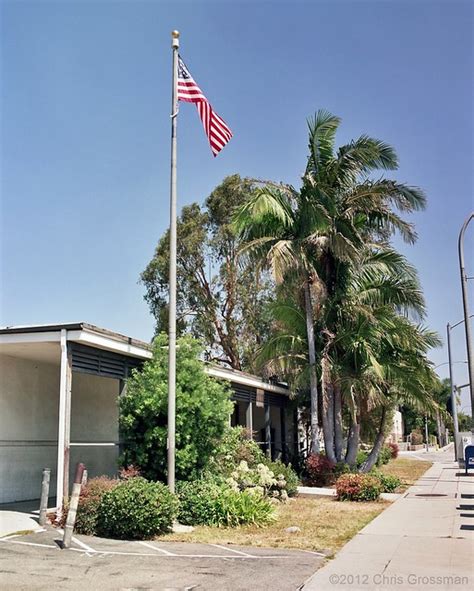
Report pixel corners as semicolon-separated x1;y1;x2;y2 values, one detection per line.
360;407;388;473
321;357;336;463
334;383;344;462
345;416;360;466
304;281;320;453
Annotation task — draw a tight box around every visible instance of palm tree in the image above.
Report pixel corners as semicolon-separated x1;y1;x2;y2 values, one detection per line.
235;109;426;454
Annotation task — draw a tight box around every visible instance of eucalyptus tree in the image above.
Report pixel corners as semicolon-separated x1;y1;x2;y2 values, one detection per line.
235;109;426;453
141;175;274;371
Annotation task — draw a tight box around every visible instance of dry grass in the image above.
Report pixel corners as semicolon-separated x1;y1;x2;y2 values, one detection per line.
379;457;432;490
164;458;431;553
163;496;387;554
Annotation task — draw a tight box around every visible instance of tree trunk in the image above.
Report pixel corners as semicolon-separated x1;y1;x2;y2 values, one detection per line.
436;411;446;447
345;417;360;466
360;407;388;473
304;281;320;453
334;383;344;462
321;357;336;463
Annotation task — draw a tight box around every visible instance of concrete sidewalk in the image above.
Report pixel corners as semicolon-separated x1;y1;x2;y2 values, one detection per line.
302;452;474;591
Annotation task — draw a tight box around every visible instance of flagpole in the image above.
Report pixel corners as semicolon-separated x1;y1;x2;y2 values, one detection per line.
167;29;179;493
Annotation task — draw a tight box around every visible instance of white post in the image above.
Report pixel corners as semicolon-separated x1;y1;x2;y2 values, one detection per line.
167;30;179;493
56;329;68;515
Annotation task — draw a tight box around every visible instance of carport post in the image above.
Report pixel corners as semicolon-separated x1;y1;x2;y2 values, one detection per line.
246;400;253;439
264;404;271;458
56;329;72;515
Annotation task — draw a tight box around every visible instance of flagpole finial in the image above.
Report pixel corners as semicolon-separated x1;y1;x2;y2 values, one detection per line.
171;30;179;48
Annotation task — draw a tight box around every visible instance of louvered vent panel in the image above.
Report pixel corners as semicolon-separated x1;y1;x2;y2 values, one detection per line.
71;343;144;379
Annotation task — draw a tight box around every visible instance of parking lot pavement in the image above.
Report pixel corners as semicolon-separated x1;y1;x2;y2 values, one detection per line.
0;528;327;590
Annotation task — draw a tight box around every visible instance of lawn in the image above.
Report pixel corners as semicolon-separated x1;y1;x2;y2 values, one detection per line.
164;496;387;554
165;457;433;553
379;457;432;490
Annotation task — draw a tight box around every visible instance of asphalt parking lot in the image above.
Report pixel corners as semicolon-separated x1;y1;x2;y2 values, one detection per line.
0;528;327;590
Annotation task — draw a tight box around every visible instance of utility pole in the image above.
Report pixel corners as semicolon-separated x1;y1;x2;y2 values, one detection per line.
458;213;474;439
447;324;460;460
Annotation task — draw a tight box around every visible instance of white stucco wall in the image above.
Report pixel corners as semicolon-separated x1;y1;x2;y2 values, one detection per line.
0;354;60;503
0;354;121;504
69;372;120;483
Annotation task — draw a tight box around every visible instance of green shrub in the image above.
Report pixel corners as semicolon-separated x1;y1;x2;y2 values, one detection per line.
371;471;402;493
59;476;118;535
356;450;369;468
176;479;225;526
216;488;275;527
119;334;233;481
176;478;275;527
376;446;392;466
336;474;381;502
334;462;352;478
208;427;266;476
410;430;423;446
97;477;178;539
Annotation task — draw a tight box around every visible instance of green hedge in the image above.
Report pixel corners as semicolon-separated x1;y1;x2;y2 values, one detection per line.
97;477;178;539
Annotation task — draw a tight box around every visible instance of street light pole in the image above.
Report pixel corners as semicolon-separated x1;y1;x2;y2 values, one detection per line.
458;212;474;439
447;324;460;460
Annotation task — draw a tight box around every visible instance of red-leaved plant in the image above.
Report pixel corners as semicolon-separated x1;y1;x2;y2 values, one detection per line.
387;442;399;459
306;453;336;487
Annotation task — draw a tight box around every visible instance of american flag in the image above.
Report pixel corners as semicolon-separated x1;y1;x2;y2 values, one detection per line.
177;56;233;157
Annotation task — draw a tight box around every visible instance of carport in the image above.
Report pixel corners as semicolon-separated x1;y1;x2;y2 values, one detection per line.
0;322;295;511
0;323;151;509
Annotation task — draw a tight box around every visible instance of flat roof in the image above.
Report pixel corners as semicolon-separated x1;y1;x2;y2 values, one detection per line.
0;322;290;395
0;322;151;351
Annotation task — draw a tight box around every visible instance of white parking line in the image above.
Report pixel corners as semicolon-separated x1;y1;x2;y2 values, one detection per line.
72;535;97;553
210;544;254;557
0;538;58;550
139;541;176;556
299;549;327;557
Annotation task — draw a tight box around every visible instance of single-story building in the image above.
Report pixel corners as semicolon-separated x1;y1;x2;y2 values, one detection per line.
0;322;295;508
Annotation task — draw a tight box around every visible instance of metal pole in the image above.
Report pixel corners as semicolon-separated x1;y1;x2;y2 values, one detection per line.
424;415;429;452
56;329;68;516
167;30;179;493
39;468;51;526
447;323;460;460
458;212;474;438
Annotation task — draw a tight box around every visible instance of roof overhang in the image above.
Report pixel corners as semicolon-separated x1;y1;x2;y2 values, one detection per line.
0;323;290;396
0;322;152;362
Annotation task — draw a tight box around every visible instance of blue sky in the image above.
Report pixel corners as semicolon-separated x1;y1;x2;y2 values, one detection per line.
1;0;473;408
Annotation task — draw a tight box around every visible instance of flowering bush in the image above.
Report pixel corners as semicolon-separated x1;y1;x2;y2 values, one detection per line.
336;473;381;502
306;453;336;486
227;460;289;502
387;442;399;459
208;427;299;498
